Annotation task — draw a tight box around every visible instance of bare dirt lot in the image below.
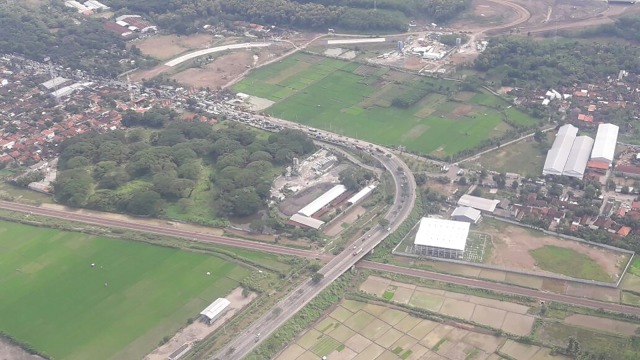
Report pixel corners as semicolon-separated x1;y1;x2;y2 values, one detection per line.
479;219;627;280
171;51;254;89
144;287;256;360
131;34;217;61
0;338;45;360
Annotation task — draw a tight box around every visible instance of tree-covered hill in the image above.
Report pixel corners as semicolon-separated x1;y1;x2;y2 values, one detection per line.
54;114;316;223
104;0;469;34
474;37;640;89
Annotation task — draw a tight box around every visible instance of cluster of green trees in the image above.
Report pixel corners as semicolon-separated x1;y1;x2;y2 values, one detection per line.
475;37;640;88
579;15;640;43
0;3;136;76
104;0;469;34
53;121;315;218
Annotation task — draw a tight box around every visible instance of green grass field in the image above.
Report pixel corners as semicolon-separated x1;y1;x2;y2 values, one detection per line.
529;245;611;282
478;138;547;177
0;221;253;360
234;53;539;159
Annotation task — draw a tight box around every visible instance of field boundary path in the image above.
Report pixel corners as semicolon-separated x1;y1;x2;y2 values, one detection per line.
359;262;640;315
0;200;322;259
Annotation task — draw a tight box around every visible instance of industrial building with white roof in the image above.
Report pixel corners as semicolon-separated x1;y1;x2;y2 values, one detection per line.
451;206;482;224
200;298;230;325
590;123;619;165
457;194;500;213
543;124;595;179
297;184;347;217
543;124;579;176
562;136;594;179
414;217;470;259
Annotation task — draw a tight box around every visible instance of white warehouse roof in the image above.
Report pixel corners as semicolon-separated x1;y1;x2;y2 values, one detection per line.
451;206;481;223
298;184;347;217
347;184;376;205
414;217;469;251
563;136;594;179
457;194;500;213
590;123;619;165
543;124;578;176
41;76;69;90
200;298;230;320
289;213;325;229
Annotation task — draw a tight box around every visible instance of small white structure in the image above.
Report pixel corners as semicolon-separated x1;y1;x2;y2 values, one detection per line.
297;184;347;217
414;218;469;259
590;123;619;165
200;298;231;325
451;206;481;224
346;184;376;206
457;194;499;213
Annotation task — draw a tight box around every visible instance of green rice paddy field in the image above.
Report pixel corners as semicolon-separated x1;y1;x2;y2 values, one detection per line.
234;53;539;158
0;221;252;360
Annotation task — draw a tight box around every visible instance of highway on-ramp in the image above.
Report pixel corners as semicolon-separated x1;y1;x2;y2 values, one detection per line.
211;123;417;359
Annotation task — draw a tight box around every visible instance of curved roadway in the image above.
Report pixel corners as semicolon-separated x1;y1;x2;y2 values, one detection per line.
211;118;416;359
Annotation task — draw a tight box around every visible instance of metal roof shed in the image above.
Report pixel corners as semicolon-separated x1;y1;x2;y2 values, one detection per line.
289;214;325;229
543;124;578;176
590;123;618;165
563;136;594;179
200;298;230;324
414;217;469;251
457;194;500;213
298;184;347;217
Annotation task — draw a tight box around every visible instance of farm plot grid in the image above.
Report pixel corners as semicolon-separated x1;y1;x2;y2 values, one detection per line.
0;221;252;360
276;299;506;360
233;53;539;159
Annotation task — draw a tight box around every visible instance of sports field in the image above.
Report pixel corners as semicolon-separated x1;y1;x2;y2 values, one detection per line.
0;221;252;360
234;53;539;158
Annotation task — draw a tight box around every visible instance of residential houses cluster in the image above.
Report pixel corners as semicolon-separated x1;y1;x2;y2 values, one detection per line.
0;55;137;168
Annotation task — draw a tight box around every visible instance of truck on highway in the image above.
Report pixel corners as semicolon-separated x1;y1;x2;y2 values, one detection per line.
352;248;363;256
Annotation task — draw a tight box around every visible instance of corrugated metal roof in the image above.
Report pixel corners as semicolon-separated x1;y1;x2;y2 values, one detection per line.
347;184;376;205
457;195;499;213
200;298;230;320
451;206;481;221
414;217;469;251
543;124;578;175
289;214;325;229
590;123;618;164
298;184;347;217
563;135;594;179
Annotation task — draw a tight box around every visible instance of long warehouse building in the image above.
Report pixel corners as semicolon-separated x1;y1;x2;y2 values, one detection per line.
297;184;347;217
590;123;619;165
414;217;470;259
543;124;578;176
562;136;594;179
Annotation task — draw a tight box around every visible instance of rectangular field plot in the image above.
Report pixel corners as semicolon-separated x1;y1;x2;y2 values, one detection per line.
278;299;509;360
359;276;535;336
0;221;252;360
234;53;540;159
